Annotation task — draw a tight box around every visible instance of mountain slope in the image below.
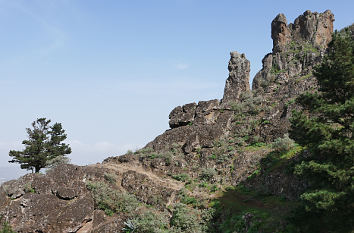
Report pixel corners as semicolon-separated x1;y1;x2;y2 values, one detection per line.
1;10;346;233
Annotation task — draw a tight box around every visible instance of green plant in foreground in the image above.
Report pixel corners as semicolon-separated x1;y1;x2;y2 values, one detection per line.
123;211;169;233
290;29;354;232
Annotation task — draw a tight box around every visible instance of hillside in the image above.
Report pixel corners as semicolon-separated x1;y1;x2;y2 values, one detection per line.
0;10;352;233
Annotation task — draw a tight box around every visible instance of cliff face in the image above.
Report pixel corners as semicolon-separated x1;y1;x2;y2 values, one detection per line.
0;10;337;233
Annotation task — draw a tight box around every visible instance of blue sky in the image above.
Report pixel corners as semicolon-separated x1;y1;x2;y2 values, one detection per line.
0;0;353;178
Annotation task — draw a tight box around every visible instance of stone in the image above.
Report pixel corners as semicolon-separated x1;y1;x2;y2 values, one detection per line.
271;14;291;53
271;10;334;53
222;51;250;104
169;103;197;128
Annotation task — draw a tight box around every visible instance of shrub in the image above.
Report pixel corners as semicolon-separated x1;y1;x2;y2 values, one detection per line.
199;168;216;182
45;155;70;169
231;92;263;116
123;211;169;233
172;173;190;182
271;134;295;153
104;173;117;184
178;189;199;207
86;181;139;216
170;203;202;232
24;183;35;193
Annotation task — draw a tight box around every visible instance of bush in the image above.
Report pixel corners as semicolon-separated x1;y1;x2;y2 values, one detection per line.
123;211;169;233
178;189;199;207
24;183;35;193
86;181;139;216
199;168;217;182
104;173;117;184
45;155;70;169
172;173;190;182
271;134;295;153
230;92;263;116
170;203;202;232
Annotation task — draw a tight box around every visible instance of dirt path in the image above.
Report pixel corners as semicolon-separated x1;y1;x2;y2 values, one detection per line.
93;162;184;191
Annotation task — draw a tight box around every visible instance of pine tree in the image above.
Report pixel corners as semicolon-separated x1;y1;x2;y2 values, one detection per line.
290;28;353;232
9;118;71;173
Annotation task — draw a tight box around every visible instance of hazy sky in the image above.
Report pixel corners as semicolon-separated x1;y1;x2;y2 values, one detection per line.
0;0;353;178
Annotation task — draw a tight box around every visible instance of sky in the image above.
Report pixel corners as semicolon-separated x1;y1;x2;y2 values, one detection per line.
0;0;353;179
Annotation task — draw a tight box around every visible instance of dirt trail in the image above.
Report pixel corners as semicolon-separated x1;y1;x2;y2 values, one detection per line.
93;162;184;191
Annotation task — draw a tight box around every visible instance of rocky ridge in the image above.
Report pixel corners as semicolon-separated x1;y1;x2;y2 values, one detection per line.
0;10;338;232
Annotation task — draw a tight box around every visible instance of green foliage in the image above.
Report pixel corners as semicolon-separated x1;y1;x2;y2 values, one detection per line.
178;189;199;207
123;211;169;233
104;172;117;184
231;92;263;116
211;186;298;233
271;134;296;153
86;181;139;216
0;217;15;233
270;65;286;75
45;155;70;169
9;118;71;173
139;150;173;165
199;168;216;182
170;203;203;232
260;145;302;173
290;29;354;232
295;72;312;83
211;139;233;163
171;173;190;182
24;182;36;193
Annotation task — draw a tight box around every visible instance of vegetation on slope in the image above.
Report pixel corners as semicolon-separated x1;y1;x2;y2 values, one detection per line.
289;28;354;233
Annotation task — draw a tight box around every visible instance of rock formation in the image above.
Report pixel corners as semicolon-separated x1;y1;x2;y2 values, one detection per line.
222;51;250;104
253;10;334;93
0;10;341;233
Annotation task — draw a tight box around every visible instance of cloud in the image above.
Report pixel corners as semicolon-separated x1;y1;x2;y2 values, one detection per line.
175;63;190;70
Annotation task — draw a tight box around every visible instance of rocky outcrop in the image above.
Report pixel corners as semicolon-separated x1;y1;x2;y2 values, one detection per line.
253;10;334;93
272;10;334;53
151;99;233;153
0;10;341;233
0;165;95;232
222;52;250;104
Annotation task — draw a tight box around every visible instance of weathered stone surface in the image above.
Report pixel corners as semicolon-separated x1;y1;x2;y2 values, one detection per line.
169;103;197;128
272;13;291;53
272;10;334;53
148;110;233;153
290;10;334;49
0;165;96;233
121;170;176;208
254;10;334;93
222;51;250;104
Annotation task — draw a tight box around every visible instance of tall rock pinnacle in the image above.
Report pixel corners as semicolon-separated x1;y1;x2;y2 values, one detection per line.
222;51;250;104
271;13;291;53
